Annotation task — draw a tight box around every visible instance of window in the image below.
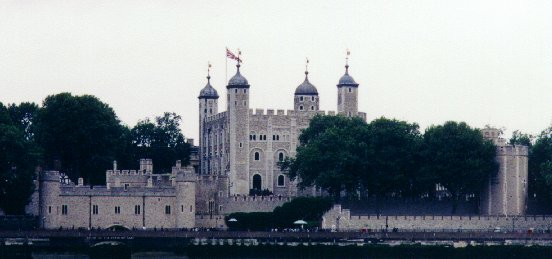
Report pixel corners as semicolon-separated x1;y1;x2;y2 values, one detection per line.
92;205;98;215
299;106;303;110
311;106;314;110
61;205;68;215
244;89;247;93
135;205;141;215
276;135;280;141
190;205;193;212
235;89;238;93
312;96;315;101
48;206;52;214
115;206;121;214
300;96;304;101
278;152;284;162
254;152;260;161
124;183;129;191
243;101;246;106
165;205;171;214
277;175;285;187
181;205;184;212
239;142;242;148
348;88;352;93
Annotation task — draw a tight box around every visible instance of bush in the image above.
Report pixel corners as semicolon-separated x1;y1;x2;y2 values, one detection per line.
225;197;333;230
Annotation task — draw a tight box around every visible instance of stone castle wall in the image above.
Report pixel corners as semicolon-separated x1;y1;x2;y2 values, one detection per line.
323;205;552;231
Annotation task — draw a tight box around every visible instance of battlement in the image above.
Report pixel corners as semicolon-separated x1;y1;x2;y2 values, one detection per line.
39;170;61;182
218;195;291;214
248;108;340;117
497;145;529;156
106;169;149;176
204;111;227;123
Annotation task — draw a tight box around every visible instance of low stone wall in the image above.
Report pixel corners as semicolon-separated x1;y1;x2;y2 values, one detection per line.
219;196;290;214
322;205;552;231
195;215;226;228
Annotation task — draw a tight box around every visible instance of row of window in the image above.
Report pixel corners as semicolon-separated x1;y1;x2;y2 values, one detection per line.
298;105;316;111
249;134;282;141
54;204;193;215
298;96;316;102
253;152;286;162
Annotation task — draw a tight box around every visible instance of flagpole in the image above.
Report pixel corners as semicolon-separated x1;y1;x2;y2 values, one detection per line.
225;48;228;85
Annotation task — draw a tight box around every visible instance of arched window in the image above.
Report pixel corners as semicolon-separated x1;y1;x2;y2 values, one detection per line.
311;96;315;101
299;106;303;110
253;174;262;190
300;96;304;101
277;175;285;187
278;152;284;162
254;152;260;161
311;106;314;110
348;88;352;93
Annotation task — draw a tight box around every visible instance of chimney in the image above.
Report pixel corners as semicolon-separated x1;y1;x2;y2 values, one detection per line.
78;178;83;186
113;160;117;171
176;160;182;169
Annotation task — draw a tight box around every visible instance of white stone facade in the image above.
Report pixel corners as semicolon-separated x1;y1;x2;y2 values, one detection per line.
38;160;196;230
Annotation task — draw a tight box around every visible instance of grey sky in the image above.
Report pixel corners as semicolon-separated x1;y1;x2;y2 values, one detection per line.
1;0;551;141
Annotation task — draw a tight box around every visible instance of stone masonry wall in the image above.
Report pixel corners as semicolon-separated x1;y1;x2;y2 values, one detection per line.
323;205;552;231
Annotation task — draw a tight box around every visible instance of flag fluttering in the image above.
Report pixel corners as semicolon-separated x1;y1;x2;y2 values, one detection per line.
226;48;242;63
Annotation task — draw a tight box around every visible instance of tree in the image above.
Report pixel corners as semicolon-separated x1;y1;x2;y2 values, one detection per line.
528;126;552;202
361;118;423;201
510;130;533;147
421;121;498;213
280;115;368;200
129;112;190;173
35;93;126;185
7;102;40;142
0;103;38;214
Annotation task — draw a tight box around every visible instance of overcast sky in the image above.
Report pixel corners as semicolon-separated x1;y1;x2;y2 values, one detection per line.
1;0;551;141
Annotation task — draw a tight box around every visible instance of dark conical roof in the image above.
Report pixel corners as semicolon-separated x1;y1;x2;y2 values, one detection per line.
337;64;359;87
227;63;249;87
198;75;219;99
294;71;318;95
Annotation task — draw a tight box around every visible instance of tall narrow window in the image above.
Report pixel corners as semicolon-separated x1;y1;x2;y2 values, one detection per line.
277;175;285;187
115;206;121;214
61;205;68;215
165;205;171;214
92;205;98;215
135;205;141;215
254;152;260;161
48;206;52;214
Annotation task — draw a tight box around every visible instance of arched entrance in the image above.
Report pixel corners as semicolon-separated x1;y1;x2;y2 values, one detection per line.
252;174;262;191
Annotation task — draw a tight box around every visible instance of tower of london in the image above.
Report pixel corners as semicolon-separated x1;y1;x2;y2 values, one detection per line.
198;60;366;197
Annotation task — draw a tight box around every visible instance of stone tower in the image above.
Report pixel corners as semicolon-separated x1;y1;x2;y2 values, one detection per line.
337;58;359;117
480;128;529;216
174;163;196;228
39;170;61;229
198;72;219;175
294;70;319;112
227;63;250;195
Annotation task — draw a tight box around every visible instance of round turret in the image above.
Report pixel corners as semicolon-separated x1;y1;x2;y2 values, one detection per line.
337;64;359;87
294;71;318;96
227;63;249;88
198;75;219;99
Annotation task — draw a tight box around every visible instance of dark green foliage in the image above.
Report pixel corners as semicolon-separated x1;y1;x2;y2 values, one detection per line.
281;115;369;199
225;212;274;231
272;197;333;228
529;126;552;202
421;122;498;213
129;112;190;173
35;93;126;185
225;197;333;230
0;103;39;214
510;130;533;147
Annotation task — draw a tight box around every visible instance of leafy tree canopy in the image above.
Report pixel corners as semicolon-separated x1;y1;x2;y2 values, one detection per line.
129;112;190;173
35;93;126;185
421;121;498;213
0;102;38;214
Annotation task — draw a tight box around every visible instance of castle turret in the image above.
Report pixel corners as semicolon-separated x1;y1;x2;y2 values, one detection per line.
337;52;359;117
227;62;250;195
198;70;219;175
39;170;61;229
294;63;319;112
175;164;196;228
480;128;528;216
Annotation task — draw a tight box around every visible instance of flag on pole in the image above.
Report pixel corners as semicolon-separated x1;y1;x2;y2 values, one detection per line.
226;48;242;63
